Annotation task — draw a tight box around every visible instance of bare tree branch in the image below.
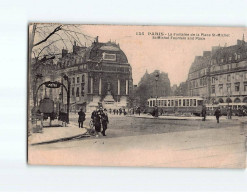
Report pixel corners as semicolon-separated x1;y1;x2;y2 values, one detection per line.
33;25;62;47
37;39;64;58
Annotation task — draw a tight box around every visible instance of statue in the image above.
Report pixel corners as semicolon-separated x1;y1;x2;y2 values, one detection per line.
107;82;111;95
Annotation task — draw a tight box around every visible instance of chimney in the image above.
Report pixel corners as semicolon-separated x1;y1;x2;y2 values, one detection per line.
62;49;68;57
96;36;99;43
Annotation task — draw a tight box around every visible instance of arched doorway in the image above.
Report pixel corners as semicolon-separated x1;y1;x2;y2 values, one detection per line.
234;98;241;103
243;97;247;103
218;98;224;103
226;98;232;103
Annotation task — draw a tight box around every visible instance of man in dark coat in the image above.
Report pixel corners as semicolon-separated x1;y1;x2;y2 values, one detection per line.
214;107;221;123
93;110;101;134
101;109;109;136
201;105;207;121
78;108;86;128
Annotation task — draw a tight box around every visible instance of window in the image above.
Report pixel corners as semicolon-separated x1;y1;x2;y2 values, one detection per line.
235;83;240;92
164;100;167;106
212;85;215;94
244;72;247;80
219;76;222;83
236;73;240;81
171;100;174;107
168;100;170;106
72;87;75;96
72;77;75;84
77;77;80;83
193;99;196;106
76;87;79;97
150;101;152;107
190;99;192;107
212;77;216;84
227;84;231;93
179;99;182;107
82;75;85;83
183;99;186;106
81;83;85;96
219;84;223;95
227;74;231;82
244;82;247;91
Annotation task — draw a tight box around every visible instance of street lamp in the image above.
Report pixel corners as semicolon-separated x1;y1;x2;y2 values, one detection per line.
59;92;62;112
155;72;159;117
155;72;159;106
63;74;70;123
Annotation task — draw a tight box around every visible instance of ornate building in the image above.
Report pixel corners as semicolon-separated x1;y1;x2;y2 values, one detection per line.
188;37;247;104
39;37;133;112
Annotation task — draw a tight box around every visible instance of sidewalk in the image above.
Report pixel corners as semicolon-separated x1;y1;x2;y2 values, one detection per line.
28;121;87;145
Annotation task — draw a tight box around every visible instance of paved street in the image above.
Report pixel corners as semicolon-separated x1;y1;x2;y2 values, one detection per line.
28;114;247;168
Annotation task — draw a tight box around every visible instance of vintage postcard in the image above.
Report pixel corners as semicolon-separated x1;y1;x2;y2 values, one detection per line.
28;24;247;168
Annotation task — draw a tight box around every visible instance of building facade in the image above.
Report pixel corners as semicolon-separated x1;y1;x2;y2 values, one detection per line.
188;38;247;104
37;38;133;112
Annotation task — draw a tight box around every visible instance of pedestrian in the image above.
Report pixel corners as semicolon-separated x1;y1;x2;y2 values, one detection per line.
92;109;101;136
109;108;112;114
119;108;122;115
116;109;119;115
138;107;141;116
78;108;86;128
101;109;109;136
201;105;207;121
229;107;232;119
214;107;221;123
155;106;159;117
113;109;116;115
160;108;163;116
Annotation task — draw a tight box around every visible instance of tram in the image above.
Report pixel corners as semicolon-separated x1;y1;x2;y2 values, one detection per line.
147;96;204;116
206;103;247;116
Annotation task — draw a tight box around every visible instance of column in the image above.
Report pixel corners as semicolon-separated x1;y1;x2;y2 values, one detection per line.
126;80;128;95
118;79;120;95
99;77;102;95
90;77;93;94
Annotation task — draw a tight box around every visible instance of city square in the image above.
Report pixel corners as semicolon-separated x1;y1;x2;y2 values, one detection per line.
28;24;247;168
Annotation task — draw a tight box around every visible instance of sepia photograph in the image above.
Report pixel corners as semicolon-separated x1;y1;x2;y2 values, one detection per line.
27;24;247;168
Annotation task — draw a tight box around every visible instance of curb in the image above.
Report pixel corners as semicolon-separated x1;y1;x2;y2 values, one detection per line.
31;128;90;146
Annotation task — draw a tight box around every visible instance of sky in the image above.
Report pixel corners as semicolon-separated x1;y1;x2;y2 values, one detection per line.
32;24;246;86
81;25;246;86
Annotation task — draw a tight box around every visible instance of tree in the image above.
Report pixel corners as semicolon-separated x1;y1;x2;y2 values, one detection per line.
174;82;188;96
28;23;95;108
135;70;172;109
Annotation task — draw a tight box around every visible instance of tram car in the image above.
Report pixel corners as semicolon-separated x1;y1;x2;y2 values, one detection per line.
206;103;247;116
147;96;204;116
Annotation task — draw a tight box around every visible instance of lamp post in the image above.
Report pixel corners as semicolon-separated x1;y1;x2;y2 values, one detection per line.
33;73;43;108
59;92;62;113
63;74;70;124
155;72;159;117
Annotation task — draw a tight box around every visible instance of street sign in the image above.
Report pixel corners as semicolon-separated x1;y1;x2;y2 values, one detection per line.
44;81;61;88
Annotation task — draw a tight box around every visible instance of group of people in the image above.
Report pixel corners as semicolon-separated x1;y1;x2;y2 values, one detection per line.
77;107;109;136
109;108;127;115
91;108;109;136
201;106;232;123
